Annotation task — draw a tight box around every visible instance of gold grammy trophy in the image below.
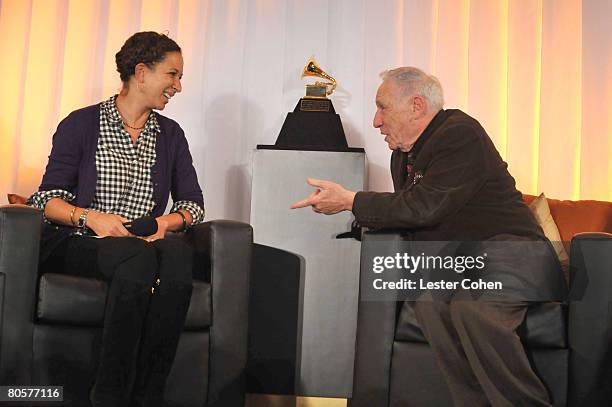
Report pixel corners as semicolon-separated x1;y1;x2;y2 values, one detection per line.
273;56;349;150
303;57;337;97
300;57;336;112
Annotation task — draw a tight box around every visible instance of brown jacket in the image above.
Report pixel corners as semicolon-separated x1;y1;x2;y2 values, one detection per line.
353;109;544;241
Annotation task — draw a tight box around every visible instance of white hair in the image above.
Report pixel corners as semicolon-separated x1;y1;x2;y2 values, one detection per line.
380;67;444;110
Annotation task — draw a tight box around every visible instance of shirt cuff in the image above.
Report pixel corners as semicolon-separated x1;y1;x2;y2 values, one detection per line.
171;200;205;226
27;189;76;224
28;189;76;211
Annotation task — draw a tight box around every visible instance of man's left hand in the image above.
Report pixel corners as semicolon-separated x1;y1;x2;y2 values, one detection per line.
290;178;356;215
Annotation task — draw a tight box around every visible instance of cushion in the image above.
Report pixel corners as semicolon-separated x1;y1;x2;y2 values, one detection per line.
546;198;612;243
528;193;570;273
395;301;567;348
37;273;107;326
37;273;211;329
516;302;567;348
523;194;612;244
7;193;28;204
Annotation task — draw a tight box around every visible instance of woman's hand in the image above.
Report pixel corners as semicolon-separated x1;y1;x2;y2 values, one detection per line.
142;217;169;242
86;211;130;237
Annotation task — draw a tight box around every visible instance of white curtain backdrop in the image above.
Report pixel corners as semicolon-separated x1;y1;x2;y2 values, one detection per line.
1;0;610;222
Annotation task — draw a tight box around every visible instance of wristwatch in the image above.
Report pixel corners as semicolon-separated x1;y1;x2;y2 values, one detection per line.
77;209;90;229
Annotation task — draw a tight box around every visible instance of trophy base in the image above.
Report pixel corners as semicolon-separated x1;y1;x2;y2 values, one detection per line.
275;99;349;151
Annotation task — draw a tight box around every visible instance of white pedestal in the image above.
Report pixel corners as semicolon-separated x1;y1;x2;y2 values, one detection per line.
250;148;365;397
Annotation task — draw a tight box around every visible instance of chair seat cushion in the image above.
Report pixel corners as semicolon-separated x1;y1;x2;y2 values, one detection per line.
395;301;566;348
36;273;211;329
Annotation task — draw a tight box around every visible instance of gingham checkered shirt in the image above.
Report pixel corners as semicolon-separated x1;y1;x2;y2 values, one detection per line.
30;95;205;225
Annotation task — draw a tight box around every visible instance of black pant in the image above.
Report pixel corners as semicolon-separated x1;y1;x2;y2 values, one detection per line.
41;235;193;407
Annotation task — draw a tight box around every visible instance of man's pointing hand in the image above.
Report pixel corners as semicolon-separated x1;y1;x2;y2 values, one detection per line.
290;178;356;215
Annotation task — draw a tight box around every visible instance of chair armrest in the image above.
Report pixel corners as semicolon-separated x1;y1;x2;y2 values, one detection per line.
0;205;42;384
351;230;404;407
567;232;612;406
184;220;253;407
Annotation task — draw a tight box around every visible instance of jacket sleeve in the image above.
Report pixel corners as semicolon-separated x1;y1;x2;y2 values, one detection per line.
352;125;488;229
170;126;205;220
38;113;82;193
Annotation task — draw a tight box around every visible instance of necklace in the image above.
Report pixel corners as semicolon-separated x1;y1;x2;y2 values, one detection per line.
115;101;148;130
122;120;145;130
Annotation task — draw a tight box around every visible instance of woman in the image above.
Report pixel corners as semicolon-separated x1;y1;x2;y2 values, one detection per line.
29;32;204;407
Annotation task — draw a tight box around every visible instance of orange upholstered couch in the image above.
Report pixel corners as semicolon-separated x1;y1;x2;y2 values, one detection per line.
523;194;612;248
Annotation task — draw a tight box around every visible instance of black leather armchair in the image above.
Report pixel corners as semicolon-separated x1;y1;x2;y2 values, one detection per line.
0;205;252;407
351;231;612;407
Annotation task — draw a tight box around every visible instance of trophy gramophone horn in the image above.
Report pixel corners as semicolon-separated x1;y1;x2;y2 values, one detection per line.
302;57;337;96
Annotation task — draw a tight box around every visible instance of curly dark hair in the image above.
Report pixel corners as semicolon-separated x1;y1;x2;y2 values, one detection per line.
115;32;181;83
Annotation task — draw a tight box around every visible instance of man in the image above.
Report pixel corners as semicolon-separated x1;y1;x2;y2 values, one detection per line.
291;67;565;406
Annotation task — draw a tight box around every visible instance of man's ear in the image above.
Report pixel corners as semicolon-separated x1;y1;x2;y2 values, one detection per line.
413;95;428;117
